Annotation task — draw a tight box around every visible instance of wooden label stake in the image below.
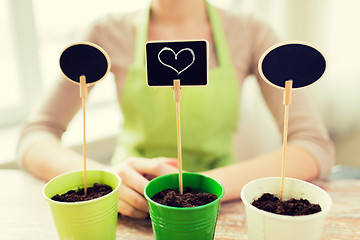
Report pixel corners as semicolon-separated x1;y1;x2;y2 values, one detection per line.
280;80;293;200
173;79;183;195
80;75;88;195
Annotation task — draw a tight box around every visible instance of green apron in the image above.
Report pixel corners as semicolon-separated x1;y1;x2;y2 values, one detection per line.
111;3;239;172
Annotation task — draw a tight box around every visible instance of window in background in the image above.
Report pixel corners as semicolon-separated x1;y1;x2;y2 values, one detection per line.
321;0;360;133
0;1;21;110
0;0;41;127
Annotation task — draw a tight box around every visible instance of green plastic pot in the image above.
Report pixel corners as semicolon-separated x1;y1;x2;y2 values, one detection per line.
43;170;121;240
144;172;225;240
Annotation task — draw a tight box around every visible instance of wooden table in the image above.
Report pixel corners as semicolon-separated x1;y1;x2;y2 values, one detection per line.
1;169;359;239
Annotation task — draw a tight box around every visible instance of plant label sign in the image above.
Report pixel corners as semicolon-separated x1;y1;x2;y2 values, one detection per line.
146;40;208;87
60;42;110;85
59;42;110;195
258;42;326;89
258;42;326;200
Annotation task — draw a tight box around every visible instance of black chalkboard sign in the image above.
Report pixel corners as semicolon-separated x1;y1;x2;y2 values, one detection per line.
146;40;208;87
259;42;326;89
60;42;110;85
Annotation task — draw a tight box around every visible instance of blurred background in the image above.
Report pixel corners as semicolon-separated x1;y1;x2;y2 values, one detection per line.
1;0;359;173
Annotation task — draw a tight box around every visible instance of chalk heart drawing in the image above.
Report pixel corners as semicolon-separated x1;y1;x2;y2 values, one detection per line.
158;47;195;75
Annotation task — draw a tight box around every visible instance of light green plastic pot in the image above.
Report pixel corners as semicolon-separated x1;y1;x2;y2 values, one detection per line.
144;172;225;240
43;170;121;240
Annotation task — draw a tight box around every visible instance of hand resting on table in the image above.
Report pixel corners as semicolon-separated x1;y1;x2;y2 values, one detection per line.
110;157;178;218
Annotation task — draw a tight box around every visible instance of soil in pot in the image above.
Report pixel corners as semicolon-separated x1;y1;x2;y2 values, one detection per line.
51;183;113;202
151;187;217;208
251;193;321;216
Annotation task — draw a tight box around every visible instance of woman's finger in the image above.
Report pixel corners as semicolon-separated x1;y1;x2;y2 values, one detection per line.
118;184;149;212
118;164;149;195
117;199;148;219
130;157;178;177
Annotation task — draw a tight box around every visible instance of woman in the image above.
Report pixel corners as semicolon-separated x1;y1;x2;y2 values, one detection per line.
17;0;334;219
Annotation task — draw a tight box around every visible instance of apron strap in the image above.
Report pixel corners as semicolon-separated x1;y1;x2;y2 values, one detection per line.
206;2;233;67
134;6;150;66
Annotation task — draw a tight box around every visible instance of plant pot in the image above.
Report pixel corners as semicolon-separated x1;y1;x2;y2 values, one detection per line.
240;177;332;240
144;172;225;240
43;170;121;240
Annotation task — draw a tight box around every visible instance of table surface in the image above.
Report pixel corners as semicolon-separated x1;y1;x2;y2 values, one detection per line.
1;169;359;240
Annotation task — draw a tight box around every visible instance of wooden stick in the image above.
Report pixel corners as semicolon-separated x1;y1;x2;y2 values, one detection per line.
80;75;88;195
280;80;293;200
173;79;183;195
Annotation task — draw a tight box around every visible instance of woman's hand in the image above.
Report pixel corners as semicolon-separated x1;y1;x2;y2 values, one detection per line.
110;157;178;218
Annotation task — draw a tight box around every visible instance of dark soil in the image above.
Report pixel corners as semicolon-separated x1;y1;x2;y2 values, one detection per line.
151;187;217;208
251;193;321;216
51;183;112;202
